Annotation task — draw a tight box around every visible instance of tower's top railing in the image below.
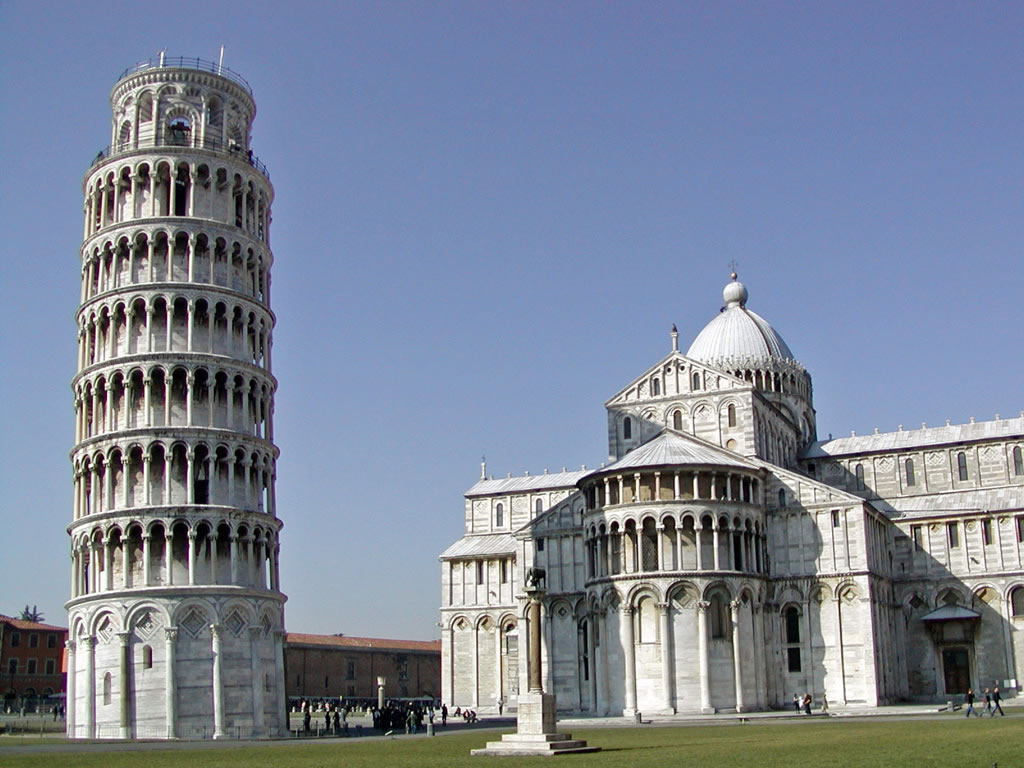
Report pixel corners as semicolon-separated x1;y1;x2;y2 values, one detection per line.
117;56;254;96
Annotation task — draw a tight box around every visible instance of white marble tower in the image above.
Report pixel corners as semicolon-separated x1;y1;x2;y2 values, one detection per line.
67;55;286;739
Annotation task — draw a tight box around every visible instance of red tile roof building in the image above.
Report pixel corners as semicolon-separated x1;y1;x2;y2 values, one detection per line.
284;633;440;703
0;615;68;709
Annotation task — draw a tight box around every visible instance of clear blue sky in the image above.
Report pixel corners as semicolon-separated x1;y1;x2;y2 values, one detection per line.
1;2;1021;640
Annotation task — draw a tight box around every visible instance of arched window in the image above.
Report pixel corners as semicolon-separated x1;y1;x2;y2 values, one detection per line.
727;404;736;428
495;503;503;528
1011;586;1024;617
673;410;682;430
957;452;968;481
103;672;112;705
636;597;658;643
652;378;661;396
1013;446;1023;476
905;459;916;487
142;645;153;669
623;417;632;440
710;594;729;639
692;372;701;390
534;498;543;514
855;464;865;490
784;606;802;671
785;606;801;643
778;489;786;507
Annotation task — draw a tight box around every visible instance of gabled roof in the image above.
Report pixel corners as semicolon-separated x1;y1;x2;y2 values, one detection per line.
804;415;1024;458
0;615;67;632
597;429;758;474
466;469;589;498
604;351;747;408
286;633;441;653
440;533;517;559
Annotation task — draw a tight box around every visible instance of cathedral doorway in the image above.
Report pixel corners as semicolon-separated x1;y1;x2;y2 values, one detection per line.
941;647;970;695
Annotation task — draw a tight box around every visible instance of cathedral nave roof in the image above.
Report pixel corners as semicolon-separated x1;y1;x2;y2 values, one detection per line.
872;486;1024;519
804;413;1024;459
440;533;517;559
466;469;589;497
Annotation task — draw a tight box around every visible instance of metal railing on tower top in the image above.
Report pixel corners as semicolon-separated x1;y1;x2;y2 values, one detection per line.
117;56;254;96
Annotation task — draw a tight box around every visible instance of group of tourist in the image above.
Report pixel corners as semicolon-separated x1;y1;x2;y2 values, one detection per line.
792;692;827;715
964;687;1005;717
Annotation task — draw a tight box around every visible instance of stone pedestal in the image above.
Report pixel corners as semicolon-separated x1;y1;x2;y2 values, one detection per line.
471;693;599;756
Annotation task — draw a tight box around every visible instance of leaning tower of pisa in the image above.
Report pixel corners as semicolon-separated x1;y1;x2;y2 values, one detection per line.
67;56;286;739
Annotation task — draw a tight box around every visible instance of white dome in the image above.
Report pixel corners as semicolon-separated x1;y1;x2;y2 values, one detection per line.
686;275;795;365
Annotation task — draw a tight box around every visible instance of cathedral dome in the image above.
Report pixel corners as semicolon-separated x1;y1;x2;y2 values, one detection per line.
686;274;795;366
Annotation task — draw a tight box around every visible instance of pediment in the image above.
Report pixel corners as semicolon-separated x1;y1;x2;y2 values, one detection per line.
604;352;748;408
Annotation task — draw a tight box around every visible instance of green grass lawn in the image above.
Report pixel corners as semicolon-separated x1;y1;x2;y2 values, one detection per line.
2;717;1022;768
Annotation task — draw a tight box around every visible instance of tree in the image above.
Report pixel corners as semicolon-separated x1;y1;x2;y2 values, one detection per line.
18;605;44;623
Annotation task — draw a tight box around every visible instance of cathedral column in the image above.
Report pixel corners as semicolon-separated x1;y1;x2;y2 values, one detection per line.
123;535;132;589
164;627;177;738
696;602;712;713
118;631;131;739
142;534;152;586
594;610;608;715
103;534;114;591
187;531;197;585
673;471;680;499
658;602;674;713
249;628;265;736
752;605;765;709
620;606;637;715
731;600;745;712
211;624;225;738
274;630;287;735
121;455;131;508
693;472;700;499
165;530;174;585
654;471;661;500
710;472;718;501
83;636;96;738
472;622;480;707
229;534;239;584
65;641;77;737
696;524;704;570
712;523;721;570
142;454;151;504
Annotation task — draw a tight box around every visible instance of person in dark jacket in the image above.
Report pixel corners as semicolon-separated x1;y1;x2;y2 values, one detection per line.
991;687;1005;717
965;688;977;717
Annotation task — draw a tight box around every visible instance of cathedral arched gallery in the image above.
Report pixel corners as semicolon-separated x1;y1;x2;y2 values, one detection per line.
440;274;1024;715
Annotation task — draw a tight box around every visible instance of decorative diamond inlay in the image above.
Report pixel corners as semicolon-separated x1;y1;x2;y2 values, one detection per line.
180;608;207;638
224;610;247;637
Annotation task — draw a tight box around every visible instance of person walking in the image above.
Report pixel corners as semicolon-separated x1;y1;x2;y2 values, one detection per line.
793;693;801;713
991;687;1005;717
965;688;977;717
441;703;448;726
803;693;812;715
983;688;992;715
821;693;829;714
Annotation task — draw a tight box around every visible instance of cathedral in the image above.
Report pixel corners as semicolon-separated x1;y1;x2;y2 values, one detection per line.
440;274;1024;715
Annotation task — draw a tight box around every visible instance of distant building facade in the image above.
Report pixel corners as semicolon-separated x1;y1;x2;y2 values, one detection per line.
285;634;441;703
67;57;285;739
441;274;1024;715
1;616;68;711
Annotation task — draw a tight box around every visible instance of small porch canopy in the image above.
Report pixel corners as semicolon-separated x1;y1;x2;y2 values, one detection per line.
920;605;980;622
